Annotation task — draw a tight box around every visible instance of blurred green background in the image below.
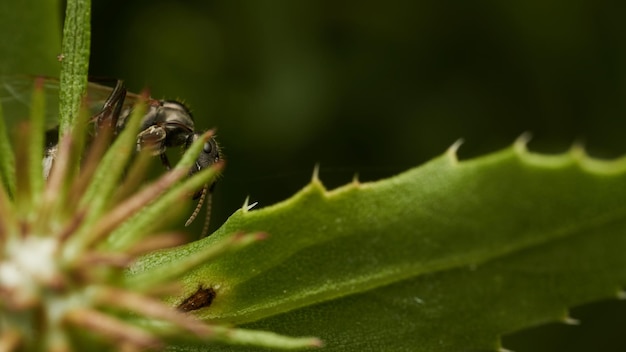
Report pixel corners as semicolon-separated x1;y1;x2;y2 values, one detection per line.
88;0;626;350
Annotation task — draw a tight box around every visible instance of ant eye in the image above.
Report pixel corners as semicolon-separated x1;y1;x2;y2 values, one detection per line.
203;142;212;153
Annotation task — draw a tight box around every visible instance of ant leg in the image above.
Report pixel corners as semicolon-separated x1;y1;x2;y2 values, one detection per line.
94;80;127;132
136;125;167;155
160;153;172;170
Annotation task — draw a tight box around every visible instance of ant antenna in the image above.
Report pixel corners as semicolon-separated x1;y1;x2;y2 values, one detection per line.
185;183;214;237
185;184;207;227
201;190;213;238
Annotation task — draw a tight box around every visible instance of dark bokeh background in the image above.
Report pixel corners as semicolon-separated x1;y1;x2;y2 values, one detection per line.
89;1;626;350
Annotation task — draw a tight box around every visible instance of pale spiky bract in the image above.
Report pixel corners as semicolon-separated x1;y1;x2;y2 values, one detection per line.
0;81;321;351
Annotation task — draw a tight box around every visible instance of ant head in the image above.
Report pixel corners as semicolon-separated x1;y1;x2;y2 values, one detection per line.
187;133;221;177
184;133;221;238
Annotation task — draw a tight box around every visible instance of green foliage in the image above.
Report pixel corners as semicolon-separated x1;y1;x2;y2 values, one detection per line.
58;0;90;131
4;0;626;351
0;0;61;77
0;0;60;177
0;0;60;198
87;2;626;255
0;102;15;196
136;140;626;351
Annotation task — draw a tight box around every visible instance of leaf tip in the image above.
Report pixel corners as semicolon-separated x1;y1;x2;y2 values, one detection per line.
33;76;46;90
309;164;327;192
569;140;587;159
139;88;151;100
309;337;324;348
311;163;320;183
446;139;463;164
231;231;267;243
253;232;269;241
352;173;360;186
616;289;626;300
241;196;258;213
568;142;626;175
513;132;532;155
561;315;580;325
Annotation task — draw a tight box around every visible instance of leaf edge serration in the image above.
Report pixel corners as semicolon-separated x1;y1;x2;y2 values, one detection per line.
133;136;626;351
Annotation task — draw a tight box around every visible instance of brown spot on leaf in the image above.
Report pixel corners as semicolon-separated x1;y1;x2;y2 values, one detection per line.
176;286;216;312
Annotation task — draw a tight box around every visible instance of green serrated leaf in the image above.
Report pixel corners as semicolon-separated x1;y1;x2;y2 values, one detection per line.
135;139;626;351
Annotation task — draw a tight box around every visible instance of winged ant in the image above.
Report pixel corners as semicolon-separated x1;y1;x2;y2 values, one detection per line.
42;79;221;237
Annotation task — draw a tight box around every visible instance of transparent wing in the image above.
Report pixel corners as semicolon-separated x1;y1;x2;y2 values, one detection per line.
0;76;141;130
0;75;62;129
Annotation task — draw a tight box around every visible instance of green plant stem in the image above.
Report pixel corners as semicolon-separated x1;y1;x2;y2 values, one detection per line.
59;0;91;133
